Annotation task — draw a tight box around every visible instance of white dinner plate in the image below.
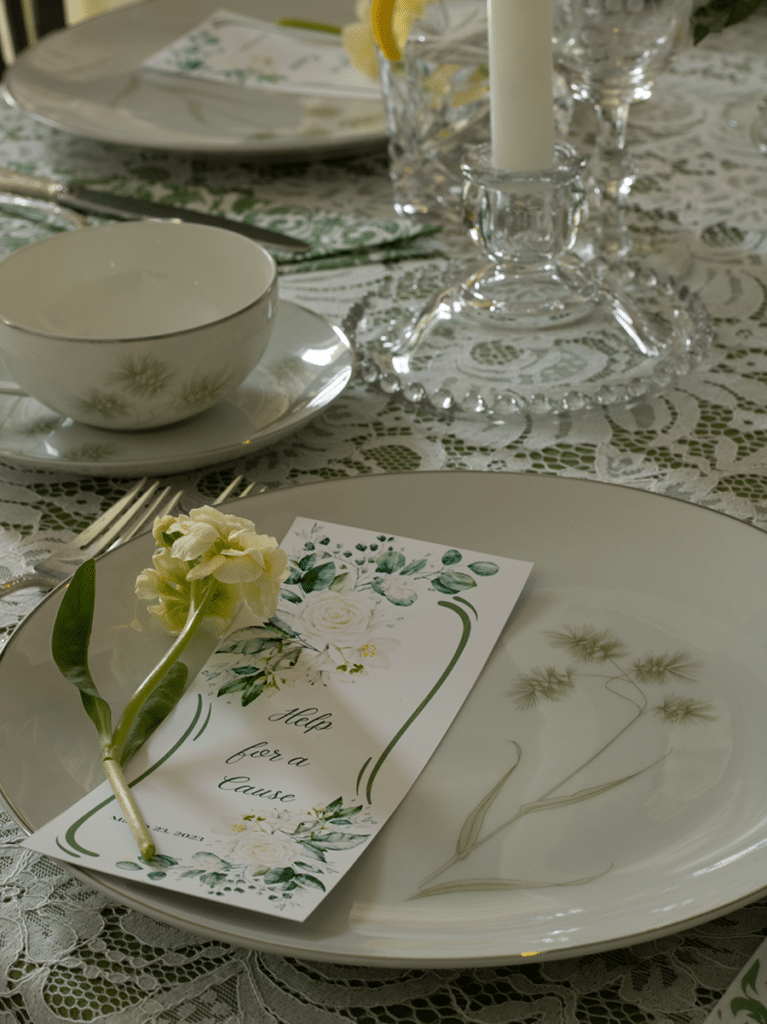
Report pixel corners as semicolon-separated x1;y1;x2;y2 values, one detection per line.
2;472;767;966
0;300;353;476
2;0;387;158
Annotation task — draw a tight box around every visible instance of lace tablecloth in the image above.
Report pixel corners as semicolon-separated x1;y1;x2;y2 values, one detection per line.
2;14;767;1023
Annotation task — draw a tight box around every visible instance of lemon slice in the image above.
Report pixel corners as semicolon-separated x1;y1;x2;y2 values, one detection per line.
371;0;402;61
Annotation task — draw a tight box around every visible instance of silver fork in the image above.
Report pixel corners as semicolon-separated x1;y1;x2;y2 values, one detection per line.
0;478;182;597
0;475;261;598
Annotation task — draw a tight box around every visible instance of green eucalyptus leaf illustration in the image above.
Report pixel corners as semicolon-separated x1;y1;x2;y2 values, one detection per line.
116;861;143;871
294;842;328;862
329;572;350;592
468;561;499;576
281;589;303;604
301;561;337;592
117;661;188;766
51;558;112;742
376;549;406;573
309;831;371;850
298;553;316;571
400;557;428;575
217;625;293;654
441;549;462;565
193;852;232;870
200;871;228;886
431;571;477;594
293;873;326;891
263;867;295;885
286;565;303;585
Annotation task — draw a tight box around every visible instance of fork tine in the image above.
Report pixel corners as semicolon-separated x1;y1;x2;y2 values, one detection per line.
212;476;259;505
77;481;164;560
212;475;245;505
70;478;153;550
118;487;184;545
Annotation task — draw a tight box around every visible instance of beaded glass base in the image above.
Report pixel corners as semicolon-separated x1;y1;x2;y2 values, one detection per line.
358;143;713;422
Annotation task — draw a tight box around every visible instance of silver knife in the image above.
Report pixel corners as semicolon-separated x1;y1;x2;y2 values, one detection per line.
0;167;310;253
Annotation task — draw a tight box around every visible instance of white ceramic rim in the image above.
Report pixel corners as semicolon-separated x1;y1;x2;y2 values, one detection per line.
0;220;278;342
2;472;767;966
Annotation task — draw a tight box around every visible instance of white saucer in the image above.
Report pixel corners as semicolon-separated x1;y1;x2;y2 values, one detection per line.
0;301;353;476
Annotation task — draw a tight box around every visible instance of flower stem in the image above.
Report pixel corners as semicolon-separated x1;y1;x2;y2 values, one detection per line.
101;752;155;862
111;580;214;760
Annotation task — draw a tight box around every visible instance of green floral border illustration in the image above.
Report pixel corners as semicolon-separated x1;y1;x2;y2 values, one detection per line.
114;797;376;910
203;523;501;801
412;624;717;899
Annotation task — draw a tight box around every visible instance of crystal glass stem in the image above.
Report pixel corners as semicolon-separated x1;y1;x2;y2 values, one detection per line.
588;98;635;260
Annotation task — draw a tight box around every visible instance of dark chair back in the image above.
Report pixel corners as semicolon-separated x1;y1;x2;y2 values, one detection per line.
0;0;66;69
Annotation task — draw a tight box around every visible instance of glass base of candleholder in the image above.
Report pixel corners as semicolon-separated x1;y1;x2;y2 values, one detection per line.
357;261;712;421
356;142;712;422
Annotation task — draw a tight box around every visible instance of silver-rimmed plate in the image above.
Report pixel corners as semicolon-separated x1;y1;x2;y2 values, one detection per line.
1;472;766;965
3;0;386;159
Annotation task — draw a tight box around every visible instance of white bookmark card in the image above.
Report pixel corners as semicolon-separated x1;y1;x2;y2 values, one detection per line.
24;517;532;922
142;10;381;100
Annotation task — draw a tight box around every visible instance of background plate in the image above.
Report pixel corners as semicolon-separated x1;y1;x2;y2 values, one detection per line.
2;472;767;966
2;0;386;158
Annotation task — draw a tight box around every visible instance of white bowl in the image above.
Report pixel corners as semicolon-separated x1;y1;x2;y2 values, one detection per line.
0;220;278;430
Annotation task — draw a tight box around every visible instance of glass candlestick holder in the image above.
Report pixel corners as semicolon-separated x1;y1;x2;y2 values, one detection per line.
360;142;712;421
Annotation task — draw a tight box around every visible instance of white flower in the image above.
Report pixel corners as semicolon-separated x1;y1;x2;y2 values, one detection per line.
296;590;380;647
142;505;289;625
235;831;299;869
377;575;417;603
321;636;401;678
135;547;240;634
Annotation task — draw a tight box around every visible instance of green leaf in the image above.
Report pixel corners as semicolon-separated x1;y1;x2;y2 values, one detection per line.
456;744;521;859
263;867;295;885
468;561;499;576
50;559;112;741
729;998;767;1024
431;571;478;594
240;679;268;706
293;873;326;891
149;854;179;868
115;860;143;871
376;549;406;573
298;553;316;571
308;830;369;850
200;872;228;886
400;558;428;575
217;671;265;696
281;589;303;604
117;661;188;766
441;549;462;565
301;561;337;593
691;0;764;42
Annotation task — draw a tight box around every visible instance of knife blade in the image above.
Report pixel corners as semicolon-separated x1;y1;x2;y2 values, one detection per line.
0;167;310;253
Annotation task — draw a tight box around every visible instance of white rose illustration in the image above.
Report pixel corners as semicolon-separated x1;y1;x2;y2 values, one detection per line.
297;590;380;647
236;831;299;869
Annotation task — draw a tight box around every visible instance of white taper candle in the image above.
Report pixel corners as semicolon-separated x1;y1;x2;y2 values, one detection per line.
487;0;556;172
